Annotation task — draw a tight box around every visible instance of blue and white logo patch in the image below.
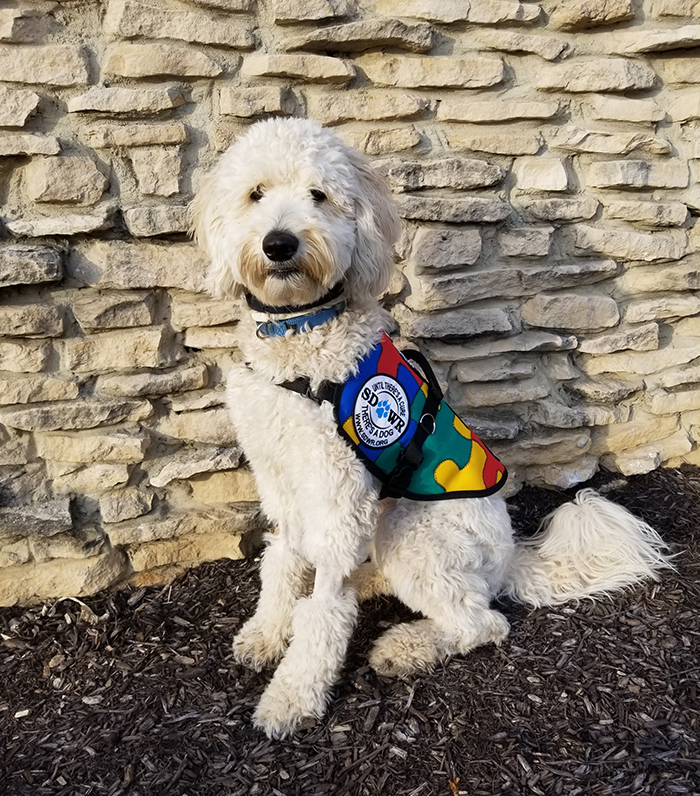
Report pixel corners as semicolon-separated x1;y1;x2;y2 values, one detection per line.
353;375;410;449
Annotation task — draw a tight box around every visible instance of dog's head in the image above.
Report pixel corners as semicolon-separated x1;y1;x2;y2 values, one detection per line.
192;117;401;307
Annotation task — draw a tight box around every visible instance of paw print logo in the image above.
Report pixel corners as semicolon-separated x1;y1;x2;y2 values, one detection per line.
375;399;391;419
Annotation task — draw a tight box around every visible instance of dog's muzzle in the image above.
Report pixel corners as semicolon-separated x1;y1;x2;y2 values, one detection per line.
263;230;299;269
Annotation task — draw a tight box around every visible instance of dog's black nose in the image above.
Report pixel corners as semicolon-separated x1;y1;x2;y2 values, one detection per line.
262;231;299;262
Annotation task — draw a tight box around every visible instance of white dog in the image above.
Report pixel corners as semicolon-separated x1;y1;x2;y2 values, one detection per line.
192;117;671;739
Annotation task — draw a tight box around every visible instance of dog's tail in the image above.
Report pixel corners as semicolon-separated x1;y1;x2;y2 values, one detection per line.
501;489;673;607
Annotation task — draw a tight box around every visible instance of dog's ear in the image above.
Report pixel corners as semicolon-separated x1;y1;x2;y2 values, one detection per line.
345;147;402;300
190;167;243;299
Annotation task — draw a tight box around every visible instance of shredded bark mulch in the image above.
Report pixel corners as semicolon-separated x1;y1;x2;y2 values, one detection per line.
1;466;699;796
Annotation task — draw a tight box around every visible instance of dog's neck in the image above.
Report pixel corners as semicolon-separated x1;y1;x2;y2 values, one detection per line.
245;282;347;339
239;297;393;390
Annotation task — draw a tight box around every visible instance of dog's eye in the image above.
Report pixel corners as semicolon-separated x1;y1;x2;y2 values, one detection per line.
310;189;327;203
250;187;263;202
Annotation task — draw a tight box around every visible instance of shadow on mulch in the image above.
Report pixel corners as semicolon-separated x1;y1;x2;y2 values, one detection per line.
1;466;699;796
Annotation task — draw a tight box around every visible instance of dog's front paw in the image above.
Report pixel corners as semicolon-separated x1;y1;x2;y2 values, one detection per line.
253;675;328;739
233;618;287;672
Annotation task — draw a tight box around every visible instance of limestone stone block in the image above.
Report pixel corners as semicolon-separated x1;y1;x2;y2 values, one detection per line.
377;157;503;193
72;291;156;331
618;262;700;294
128;531;243;572
25;157;108;206
0;133;60;156
129;147;181;196
500;227;553;257
97;364;208;397
522;292;619;331
647;362;700;390
0;305;63;337
452;355;536;383
0;499;72;539
50;463;130;495
286;18;434;52
375;0;540;24
0;246;62;288
517;196;599;222
186;0;253;9
513;157;568;192
273;0;355;24
242;53;354;83
85;123;189;147
624;295;700;323
356;53;504;89
581;342;699;376
0;399;150;433
655;0;700;16
189;469;258;502
470;29;570;61
0;44;90;86
406;260;616;311
167;389;225;412
35;429;149;464
604;200;688;227
577;322;659;354
0;539;31;568
170;295;240;330
218;86;292;117
63;328;179;373
428;330;577;363
526;455;599;490
531;399;629;428
0;86;40;126
549;0;634;29
668;89;700;122
68;86;185;114
447;130;542;155
573;225;689;262
566;374;642;402
410;228;482;274
184;326;239;349
492;429;592;467
71;241;206;292
613;24;700;53
591;411;680;455
675;316;700;336
6;208;114;237
29;527;107;563
0;9;53;42
0;548;127;607
601;430;692;475
124;205;189;236
655;58;700;84
100;488;153;524
537;58;656;92
105;0;254;48
437;98;558;123
587;160;689;189
393;303;513;338
548;126;670;156
157;407;237;444
0;374;78;406
105;43;223;78
306;90;425;124
394;195;511;223
454;377;549;408
147;445;242;487
590;97;665;123
0;340;50;372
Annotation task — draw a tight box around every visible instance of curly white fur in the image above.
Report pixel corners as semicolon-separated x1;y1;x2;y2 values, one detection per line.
192;118;673;739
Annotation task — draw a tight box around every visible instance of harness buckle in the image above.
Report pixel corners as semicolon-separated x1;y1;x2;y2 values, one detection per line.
420;413;436;434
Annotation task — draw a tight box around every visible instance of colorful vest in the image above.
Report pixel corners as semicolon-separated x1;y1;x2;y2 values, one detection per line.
328;334;507;500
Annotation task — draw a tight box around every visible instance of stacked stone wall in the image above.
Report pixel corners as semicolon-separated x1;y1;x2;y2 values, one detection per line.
2;0;700;604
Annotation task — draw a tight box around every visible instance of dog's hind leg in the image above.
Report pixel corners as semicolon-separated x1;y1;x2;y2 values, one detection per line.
346;561;392;602
253;566;358;739
233;532;310;671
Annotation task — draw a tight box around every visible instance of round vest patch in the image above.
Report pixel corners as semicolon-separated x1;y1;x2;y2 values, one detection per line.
353;375;410;449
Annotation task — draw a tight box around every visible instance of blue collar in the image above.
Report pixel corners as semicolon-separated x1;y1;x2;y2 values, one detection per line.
255;301;347;338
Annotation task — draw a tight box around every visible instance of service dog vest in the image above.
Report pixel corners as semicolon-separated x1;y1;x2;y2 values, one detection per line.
280;333;507;501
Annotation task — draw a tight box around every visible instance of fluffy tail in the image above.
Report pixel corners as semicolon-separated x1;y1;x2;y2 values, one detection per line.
503;489;673;608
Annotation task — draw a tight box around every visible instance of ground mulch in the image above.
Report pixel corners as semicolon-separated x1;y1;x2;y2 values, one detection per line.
1;466;699;796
